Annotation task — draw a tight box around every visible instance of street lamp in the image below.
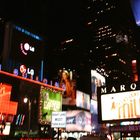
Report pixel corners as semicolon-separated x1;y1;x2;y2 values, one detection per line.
23;97;31;138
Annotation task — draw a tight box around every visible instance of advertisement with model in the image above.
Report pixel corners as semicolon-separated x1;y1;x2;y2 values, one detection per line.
66;110;91;132
39;86;62;124
98;82;140;122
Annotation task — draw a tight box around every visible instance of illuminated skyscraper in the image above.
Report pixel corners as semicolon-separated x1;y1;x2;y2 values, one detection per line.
84;0;140;84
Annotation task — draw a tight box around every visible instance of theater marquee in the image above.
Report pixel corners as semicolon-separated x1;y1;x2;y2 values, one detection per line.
98;82;140;122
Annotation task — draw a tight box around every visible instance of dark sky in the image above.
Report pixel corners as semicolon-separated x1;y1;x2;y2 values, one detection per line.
0;0;85;42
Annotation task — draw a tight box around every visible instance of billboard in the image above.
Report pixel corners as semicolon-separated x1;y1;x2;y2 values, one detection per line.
90;99;101;133
98;89;140;122
91;70;105;100
76;90;90;110
66;110;91;132
39;86;62;124
130;0;140;26
0;70;63;137
0;83;18;115
90;99;98;114
59;69;76;105
2;22;45;79
10;25;44;65
0;82;18;135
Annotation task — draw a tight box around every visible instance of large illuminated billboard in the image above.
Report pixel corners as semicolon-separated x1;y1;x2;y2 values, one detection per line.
66;110;91;132
0;83;18;115
2;22;45;79
91;70;106;100
98;82;140;123
10;25;44;65
39;86;62;124
59;69;76;106
90;99;101;133
0;83;18;136
130;0;140;26
76;90;90;110
0;70;63;137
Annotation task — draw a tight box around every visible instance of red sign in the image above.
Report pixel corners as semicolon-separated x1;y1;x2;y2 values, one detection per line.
0;83;18;115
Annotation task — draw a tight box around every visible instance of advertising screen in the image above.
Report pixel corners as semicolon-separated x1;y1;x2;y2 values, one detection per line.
10;24;44;65
66;110;91;132
90;99;101;133
91;70;105;100
76;90;90;110
0;70;63;136
99;90;140;122
39;86;62;124
2;23;45;79
90;99;98;114
0;83;18;115
59;69;76;106
0;83;18;136
130;0;140;26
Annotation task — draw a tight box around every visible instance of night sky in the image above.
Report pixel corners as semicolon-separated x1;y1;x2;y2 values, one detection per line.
0;0;86;43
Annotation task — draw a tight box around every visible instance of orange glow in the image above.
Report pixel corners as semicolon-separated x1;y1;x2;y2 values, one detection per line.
0;83;18;115
0;70;64;92
0;101;18;115
134;73;138;82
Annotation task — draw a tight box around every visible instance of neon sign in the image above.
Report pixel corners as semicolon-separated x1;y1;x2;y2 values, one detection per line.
20;43;35;56
19;65;34;77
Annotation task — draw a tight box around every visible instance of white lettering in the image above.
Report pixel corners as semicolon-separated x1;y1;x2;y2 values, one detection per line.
27;68;34;76
110;86;116;93
130;83;137;90
30;46;35;52
120;85;125;91
101;87;107;94
101;83;138;94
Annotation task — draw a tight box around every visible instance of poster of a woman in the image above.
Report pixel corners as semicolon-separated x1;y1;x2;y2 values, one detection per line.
59;70;76;105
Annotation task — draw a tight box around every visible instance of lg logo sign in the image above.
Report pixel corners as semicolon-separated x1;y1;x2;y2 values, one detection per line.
20;43;35;55
20;65;34;77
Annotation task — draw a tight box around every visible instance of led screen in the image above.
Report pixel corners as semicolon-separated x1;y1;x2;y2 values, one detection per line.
39;86;62;124
66;110;91;132
0;71;41;136
130;0;140;26
0;70;63;137
90;99;97;114
91;70;105;100
99;90;140;122
0;83;18;115
76;90;90;110
59;69;76;106
10;25;44;65
90;99;101;133
2;23;45;79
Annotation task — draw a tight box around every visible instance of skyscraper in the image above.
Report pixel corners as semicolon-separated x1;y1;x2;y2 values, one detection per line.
84;0;140;84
